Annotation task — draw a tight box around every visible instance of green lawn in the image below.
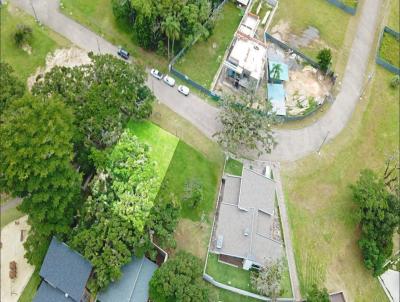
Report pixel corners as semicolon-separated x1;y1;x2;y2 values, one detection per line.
1;207;24;229
379;32;400;68
156;141;222;222
271;0;351;65
224;158;243;176
126;120;179;185
341;0;358;9
174;1;243;89
1;4;69;80
61;0;167;69
18;270;41;302
282;64;398;301
388;0;399;31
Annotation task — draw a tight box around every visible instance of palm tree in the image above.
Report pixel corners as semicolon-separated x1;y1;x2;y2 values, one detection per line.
271;63;283;81
162;16;180;59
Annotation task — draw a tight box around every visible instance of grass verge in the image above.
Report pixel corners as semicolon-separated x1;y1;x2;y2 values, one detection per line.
18;270;41;302
282;64;398;301
174;1;243;88
1;4;69;80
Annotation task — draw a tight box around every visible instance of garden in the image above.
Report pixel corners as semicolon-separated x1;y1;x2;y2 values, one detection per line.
379;30;400;68
173;1;243;89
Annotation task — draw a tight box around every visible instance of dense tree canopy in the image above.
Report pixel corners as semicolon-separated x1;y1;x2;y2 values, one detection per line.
351;169;400;276
112;0;212;52
0;61;25;115
0;95;81;266
149;251;211;302
215;93;276;157
70;132;159;292
32;53;154;173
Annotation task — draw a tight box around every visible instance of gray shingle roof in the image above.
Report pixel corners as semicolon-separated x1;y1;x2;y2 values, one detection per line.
33;281;75;302
97;256;158;302
39;237;92;302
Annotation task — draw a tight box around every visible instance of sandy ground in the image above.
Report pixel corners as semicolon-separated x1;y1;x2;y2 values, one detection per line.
1;216;34;302
27;47;91;89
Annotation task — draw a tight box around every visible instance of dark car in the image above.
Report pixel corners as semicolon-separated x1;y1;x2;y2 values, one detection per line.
117;48;129;60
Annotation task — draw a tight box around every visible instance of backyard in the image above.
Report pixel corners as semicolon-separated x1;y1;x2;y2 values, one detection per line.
282;62;399;301
174;1;243;89
1;4;69;80
224;157;243;176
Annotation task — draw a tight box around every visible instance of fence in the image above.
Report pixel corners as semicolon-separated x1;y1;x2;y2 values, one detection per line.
376;26;400;75
326;0;357;15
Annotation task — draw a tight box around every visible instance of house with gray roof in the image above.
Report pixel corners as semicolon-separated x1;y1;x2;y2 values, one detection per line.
211;167;283;270
33;237;93;302
96;256;158;302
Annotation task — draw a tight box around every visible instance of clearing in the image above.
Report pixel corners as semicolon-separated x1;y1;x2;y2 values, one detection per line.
173;1;243;89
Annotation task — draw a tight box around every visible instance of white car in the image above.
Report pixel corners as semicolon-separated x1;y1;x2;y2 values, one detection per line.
163;75;176;87
150;69;163;80
177;85;190;96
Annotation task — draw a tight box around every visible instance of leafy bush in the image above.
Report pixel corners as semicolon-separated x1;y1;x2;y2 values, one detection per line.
390;75;400;88
14;24;33;47
0;61;25;115
184;180;204;208
317;48;332;72
306;284;329;302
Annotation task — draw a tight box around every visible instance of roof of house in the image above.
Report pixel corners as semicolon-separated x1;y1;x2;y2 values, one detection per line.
38;237;92;302
268;60;289;81
239;14;260;37
97;256;158;302
267;83;287;116
212;168;283;265
228;36;267;81
33;281;75;302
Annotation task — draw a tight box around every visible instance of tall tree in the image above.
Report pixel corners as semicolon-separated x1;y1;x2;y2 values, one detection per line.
0;62;25;115
162;15;180;59
149;252;211;302
215;93;276;157
251;259;283;301
0;95;81;266
351;169;400;276
32;53;154;173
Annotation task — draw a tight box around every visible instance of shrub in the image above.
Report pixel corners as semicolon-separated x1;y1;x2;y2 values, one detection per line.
306;284;329;302
14;24;33;47
390;75;400;88
317;48;332;72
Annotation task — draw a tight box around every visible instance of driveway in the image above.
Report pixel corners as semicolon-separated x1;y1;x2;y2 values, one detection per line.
10;0;383;162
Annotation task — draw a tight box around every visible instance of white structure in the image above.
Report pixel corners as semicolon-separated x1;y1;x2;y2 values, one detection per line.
238;13;260;38
224;34;267;90
379;269;400;302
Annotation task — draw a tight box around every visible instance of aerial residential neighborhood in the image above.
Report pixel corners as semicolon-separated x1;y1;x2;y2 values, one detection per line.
0;0;399;302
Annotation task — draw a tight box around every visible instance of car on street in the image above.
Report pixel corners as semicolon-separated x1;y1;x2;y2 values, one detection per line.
117;47;129;60
177;85;190;96
163;75;176;87
150;69;164;80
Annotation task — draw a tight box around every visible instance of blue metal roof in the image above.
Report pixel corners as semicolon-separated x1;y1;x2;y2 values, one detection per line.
97;256;158;302
39;237;92;302
268;60;289;81
33;281;75;302
267;83;287;116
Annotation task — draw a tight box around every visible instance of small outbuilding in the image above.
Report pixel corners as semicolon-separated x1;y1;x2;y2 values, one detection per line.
268;60;289;82
96;256;158;302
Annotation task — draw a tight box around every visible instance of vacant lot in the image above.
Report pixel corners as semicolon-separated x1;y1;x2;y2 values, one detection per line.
1;4;69;80
270;0;351;65
61;0;167;69
174;1;243;89
282;63;398;301
379;32;400;67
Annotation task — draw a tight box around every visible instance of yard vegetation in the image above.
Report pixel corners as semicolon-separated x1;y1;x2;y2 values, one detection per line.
174;1;243;88
225;158;243;176
379;32;400;68
282;64;399;301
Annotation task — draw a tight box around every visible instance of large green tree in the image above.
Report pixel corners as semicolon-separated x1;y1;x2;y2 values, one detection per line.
0;95;81;266
0;61;25;115
215;93;276;157
351;169;400;276
32;53;154;173
70;132;159;292
149;251;211;302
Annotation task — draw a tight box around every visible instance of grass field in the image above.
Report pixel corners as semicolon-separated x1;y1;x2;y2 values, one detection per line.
174;1;243;89
379;32;400;68
388;0;399;31
18;270;41;302
282;63;398;301
1;4;69;80
271;0;351;65
61;0;167;69
224;158;243;176
1;206;24;229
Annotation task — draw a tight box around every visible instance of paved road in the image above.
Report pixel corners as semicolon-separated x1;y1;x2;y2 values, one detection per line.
11;0;383;162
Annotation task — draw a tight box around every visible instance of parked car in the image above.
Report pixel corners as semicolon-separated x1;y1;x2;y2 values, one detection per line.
117;47;129;60
150;69;164;80
163;75;176;87
177;85;190;96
